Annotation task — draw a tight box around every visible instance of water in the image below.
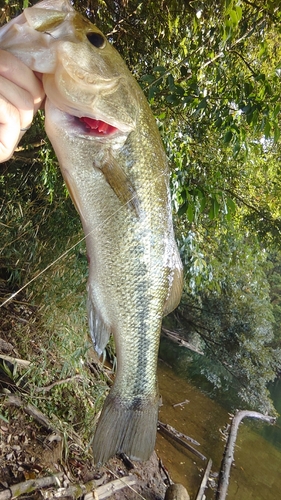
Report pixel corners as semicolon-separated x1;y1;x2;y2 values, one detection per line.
156;340;281;499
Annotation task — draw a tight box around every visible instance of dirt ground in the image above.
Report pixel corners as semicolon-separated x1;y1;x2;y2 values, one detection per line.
0;407;168;500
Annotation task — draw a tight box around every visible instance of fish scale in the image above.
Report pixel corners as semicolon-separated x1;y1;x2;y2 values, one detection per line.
0;0;183;463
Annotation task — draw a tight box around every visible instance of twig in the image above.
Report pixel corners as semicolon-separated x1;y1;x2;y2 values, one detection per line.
3;394;61;435
216;410;276;500
158;421;206;461
173;399;189;408
44;478;97;499
35;375;83;393
195;458;212;500
0;474;136;500
158;420;200;446
161;328;204;355
93;477;137;500
0;473;63;500
159;458;172;486
229;49;256;76
0;355;30;368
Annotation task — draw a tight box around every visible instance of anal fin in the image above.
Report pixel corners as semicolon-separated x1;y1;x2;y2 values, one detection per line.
87;291;111;357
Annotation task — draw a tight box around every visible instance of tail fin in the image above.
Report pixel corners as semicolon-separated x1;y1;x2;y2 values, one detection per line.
93;392;159;464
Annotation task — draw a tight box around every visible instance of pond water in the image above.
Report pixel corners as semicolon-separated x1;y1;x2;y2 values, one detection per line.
156;338;281;499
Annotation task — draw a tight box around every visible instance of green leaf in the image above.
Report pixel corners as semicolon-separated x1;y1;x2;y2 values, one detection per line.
209;198;220;220
197;97;207;110
227;197;236;214
244;82;253;96
264;120;271;139
168;74;175;90
178;202;188;217
166;94;180;105
174;85;185;96
224;130;233;143
148;85;159;99
187;203;194;222
236;5;243;22
184;95;194;104
229;9;238;26
140;74;155;84
274;123;280;143
0;414;9;424
215;117;223;128
199;195;207;213
273;104;280;119
153;66;166;74
233;141;240;156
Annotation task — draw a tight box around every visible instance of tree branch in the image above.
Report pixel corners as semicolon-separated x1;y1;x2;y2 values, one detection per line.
229;49;257;76
216;410;276;500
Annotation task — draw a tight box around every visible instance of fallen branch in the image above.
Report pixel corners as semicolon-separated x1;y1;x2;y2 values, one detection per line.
35;375;83;393
158;421;200;446
4;394;85;449
44;478;97;499
3;394;61;436
161;328;204;355
0;473;63;500
158;421;206;461
195;458;212;500
216;410;276;500
159;458;172;486
173;399;189;408
0;355;30;368
93;477;137;500
0;474;136;500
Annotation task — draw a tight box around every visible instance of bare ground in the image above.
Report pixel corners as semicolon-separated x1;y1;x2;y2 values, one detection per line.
0;409;168;500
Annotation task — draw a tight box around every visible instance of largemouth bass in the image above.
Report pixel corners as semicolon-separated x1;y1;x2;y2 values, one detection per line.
0;0;183;463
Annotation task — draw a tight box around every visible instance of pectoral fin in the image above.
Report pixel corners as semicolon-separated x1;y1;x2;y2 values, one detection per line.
100;158;140;216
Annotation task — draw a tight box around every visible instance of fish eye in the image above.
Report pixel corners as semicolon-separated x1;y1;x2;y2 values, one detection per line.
86;32;106;48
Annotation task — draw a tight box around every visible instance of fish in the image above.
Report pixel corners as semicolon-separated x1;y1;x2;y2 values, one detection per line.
0;0;183;463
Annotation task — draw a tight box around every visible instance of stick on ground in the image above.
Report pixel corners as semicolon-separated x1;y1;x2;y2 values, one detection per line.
158;421;206;461
195;458;212;500
0;474;136;500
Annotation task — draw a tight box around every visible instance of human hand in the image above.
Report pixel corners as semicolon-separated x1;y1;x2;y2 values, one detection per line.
0;50;45;162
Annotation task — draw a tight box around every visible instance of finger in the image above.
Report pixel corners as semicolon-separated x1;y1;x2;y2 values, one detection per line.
0;50;45;111
0;95;21;161
0;75;35;130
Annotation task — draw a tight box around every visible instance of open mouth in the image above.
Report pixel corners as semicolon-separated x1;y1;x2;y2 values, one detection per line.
79;116;118;135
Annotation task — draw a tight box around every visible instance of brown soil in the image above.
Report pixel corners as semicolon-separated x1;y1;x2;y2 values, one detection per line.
0;408;168;500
